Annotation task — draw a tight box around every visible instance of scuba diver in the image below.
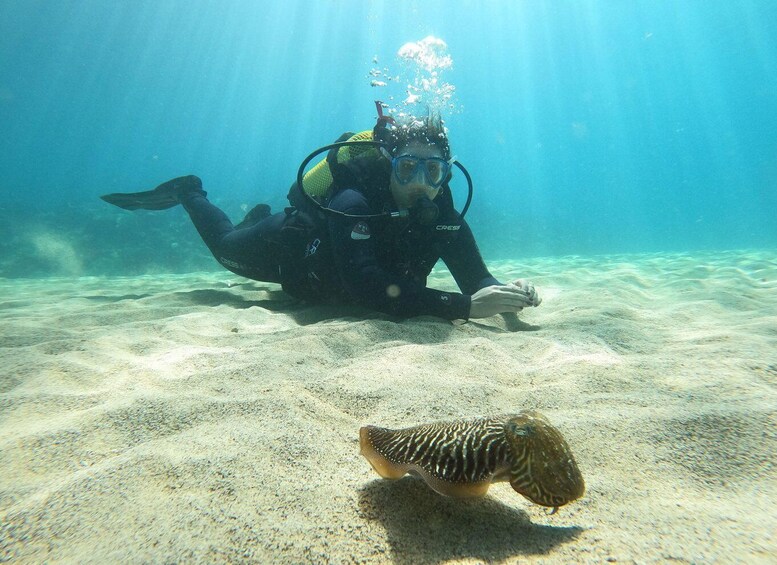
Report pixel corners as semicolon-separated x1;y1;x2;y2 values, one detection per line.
101;104;541;321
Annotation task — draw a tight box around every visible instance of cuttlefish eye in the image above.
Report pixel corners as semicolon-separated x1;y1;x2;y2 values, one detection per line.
507;421;533;437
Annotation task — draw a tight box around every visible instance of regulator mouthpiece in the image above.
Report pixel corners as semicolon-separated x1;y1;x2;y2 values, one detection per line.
410;195;439;225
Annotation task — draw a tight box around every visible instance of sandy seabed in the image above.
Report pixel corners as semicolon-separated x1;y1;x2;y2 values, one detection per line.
1;249;776;564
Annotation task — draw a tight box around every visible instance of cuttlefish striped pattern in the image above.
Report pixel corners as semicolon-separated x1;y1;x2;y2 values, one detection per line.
359;410;585;509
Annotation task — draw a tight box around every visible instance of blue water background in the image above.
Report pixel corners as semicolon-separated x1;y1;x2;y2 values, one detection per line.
1;0;775;276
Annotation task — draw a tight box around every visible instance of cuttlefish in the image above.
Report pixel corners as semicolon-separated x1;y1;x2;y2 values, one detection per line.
359;410;585;511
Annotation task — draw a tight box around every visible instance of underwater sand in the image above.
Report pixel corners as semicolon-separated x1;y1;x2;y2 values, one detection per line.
1;249;776;564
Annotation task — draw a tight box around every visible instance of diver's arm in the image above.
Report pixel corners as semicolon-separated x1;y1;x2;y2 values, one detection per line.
327;190;471;320
441;219;541;317
439;219;500;293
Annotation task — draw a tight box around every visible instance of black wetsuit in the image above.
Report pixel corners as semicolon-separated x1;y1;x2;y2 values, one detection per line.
179;158;499;320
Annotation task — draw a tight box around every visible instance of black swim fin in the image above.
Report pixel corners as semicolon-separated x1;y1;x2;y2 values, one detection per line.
100;175;204;210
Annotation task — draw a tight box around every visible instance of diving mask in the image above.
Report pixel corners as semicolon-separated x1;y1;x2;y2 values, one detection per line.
391;155;451;189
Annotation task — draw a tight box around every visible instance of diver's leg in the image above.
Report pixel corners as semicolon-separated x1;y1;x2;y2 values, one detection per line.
101;175;289;282
180;191;288;283
235;203;272;229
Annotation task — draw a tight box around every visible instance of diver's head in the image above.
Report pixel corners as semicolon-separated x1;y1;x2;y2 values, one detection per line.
374;111;452;214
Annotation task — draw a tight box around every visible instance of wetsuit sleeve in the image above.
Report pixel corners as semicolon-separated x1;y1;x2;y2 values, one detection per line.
327;190;471;320
440;219;501;294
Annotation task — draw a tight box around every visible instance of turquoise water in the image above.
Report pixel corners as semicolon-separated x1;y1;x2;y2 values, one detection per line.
1;0;775;276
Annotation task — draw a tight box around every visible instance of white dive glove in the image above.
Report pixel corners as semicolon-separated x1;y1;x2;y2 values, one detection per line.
468;279;542;319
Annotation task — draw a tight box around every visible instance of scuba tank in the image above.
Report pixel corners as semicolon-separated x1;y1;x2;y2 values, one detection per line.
296;130;379;204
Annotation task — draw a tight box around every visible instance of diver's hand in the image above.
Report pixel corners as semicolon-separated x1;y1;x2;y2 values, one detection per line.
508;279;542;307
469;283;540;319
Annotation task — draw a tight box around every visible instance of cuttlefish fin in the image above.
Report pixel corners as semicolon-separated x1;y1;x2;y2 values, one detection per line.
360;426;410;479
411;469;492;498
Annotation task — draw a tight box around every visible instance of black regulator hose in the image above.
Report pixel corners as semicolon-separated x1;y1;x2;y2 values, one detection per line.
295;140;474;221
452;160;473;219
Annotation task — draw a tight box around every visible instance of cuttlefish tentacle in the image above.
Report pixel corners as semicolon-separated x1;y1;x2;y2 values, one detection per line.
359;410;585;508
